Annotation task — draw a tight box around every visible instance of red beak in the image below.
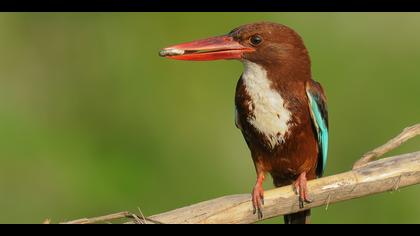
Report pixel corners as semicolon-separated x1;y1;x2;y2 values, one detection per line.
159;35;254;61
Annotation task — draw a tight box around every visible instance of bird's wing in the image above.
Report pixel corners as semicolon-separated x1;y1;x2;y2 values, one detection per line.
305;80;329;177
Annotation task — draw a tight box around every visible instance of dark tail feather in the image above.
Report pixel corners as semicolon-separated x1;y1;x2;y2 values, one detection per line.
284;210;311;224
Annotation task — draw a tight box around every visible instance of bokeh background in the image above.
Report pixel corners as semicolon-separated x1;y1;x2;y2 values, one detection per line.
0;13;419;224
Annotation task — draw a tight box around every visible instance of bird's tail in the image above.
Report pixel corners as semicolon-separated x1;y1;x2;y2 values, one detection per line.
284;210;311;224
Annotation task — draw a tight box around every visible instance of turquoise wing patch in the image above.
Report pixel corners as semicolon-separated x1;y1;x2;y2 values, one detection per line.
306;84;329;177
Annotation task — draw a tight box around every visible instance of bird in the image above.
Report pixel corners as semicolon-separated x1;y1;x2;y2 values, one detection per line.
159;22;329;224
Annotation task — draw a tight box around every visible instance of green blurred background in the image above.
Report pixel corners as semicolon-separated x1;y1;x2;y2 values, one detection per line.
0;13;419;224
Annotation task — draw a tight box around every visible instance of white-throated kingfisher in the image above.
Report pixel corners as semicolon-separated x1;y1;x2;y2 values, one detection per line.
159;22;329;224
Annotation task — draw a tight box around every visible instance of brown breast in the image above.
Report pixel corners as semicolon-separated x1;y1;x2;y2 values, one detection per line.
235;73;319;186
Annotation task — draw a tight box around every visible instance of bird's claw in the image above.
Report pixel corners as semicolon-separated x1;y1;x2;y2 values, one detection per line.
253;205;263;220
298;197;313;209
252;184;264;220
294;172;312;209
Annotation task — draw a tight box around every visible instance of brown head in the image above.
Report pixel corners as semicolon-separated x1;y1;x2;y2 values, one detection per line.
159;22;312;80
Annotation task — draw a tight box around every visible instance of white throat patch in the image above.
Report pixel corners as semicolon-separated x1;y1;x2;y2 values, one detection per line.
241;60;292;149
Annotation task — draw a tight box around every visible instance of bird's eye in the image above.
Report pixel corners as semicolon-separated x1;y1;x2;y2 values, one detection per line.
250;35;263;46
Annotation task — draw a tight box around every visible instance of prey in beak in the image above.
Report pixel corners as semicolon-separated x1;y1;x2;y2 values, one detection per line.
159;35;254;61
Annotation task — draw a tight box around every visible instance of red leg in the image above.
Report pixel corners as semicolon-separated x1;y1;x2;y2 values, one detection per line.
252;174;265;219
293;172;313;208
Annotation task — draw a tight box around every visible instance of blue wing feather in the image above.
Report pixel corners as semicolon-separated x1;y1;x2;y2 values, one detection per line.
306;81;329;177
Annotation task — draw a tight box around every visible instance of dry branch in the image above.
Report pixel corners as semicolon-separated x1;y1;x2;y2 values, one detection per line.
60;124;420;224
61;212;132;224
353;124;420;169
141;151;420;224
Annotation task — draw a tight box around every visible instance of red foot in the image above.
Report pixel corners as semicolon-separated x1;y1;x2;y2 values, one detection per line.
293;172;313;208
252;177;265;219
